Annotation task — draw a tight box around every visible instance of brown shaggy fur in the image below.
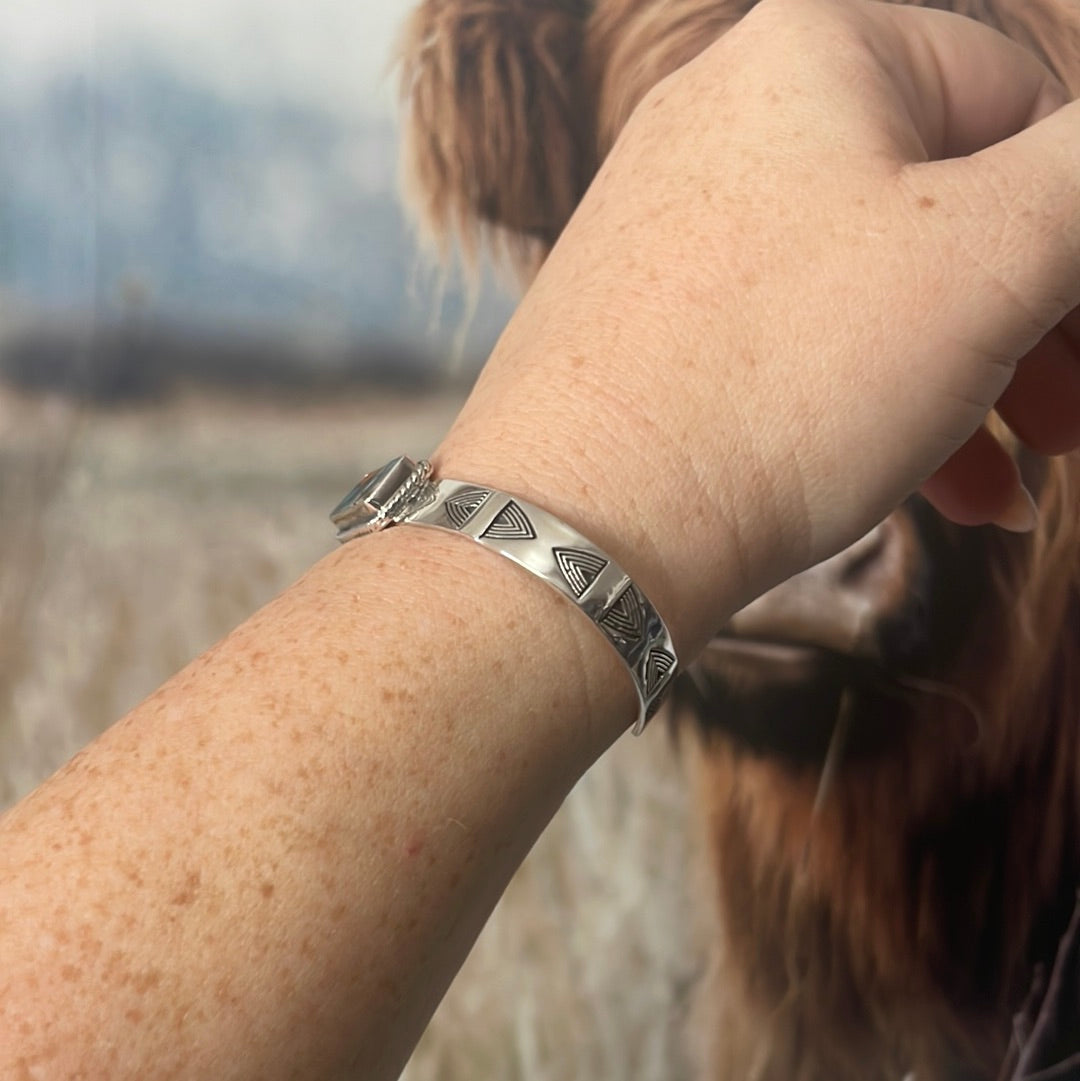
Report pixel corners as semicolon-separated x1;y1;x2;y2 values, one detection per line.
398;0;595;274
687;454;1080;1079
397;1;1080;1077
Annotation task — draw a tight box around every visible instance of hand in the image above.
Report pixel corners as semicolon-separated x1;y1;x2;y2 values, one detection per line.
436;0;1080;655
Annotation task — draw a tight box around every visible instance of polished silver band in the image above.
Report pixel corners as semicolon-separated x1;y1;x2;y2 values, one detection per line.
331;457;678;734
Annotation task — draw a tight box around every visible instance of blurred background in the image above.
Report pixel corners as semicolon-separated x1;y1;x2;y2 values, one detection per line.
0;0;511;390
0;3;696;1077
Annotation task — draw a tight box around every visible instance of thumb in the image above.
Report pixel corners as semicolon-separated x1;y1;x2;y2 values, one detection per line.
898;98;1080;531
928;98;1080;361
870;2;1072;161
862;1;1080;365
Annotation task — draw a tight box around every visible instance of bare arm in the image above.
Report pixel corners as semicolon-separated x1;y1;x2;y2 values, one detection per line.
0;528;642;1080
4;2;1080;1079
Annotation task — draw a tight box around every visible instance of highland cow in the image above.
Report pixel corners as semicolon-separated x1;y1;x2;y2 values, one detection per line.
398;2;1080;1077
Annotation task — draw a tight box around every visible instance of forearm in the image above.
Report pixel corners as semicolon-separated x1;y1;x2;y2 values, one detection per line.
0;526;644;1081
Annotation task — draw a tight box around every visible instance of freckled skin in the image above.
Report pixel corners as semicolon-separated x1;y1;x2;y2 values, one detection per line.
0;530;633;1081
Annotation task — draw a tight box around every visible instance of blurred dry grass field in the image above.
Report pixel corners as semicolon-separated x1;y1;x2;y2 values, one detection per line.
0;385;697;1080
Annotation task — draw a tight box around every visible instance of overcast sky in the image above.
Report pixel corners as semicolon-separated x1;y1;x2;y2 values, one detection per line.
0;0;413;115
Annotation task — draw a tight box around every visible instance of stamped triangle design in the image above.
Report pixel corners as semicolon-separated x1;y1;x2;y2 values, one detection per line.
553;547;608;598
445;487;491;529
644;648;676;696
480;501;536;541
600;585;646;643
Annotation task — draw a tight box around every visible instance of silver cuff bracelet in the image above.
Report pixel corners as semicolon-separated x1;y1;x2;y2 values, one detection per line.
331;455;678;734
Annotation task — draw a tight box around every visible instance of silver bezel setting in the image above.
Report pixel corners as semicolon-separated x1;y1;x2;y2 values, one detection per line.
330;456;433;543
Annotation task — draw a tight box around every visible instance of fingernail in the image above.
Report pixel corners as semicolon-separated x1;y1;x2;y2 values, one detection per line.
995;485;1039;534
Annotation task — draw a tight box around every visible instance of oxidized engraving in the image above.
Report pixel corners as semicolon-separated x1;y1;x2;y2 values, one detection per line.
445;487;491;530
644;648;676;696
481;501;537;540
553;547;609;598
600;584;646;643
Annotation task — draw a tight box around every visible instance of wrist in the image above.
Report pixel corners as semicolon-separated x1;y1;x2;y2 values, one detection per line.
433;223;808;656
434;407;751;660
333;524;637;755
347;457;680;731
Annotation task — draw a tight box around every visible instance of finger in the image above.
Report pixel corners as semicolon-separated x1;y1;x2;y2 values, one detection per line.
868;3;1070;160
867;3;1080;415
997;313;1080;456
919;97;1080;375
919;424;1037;532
